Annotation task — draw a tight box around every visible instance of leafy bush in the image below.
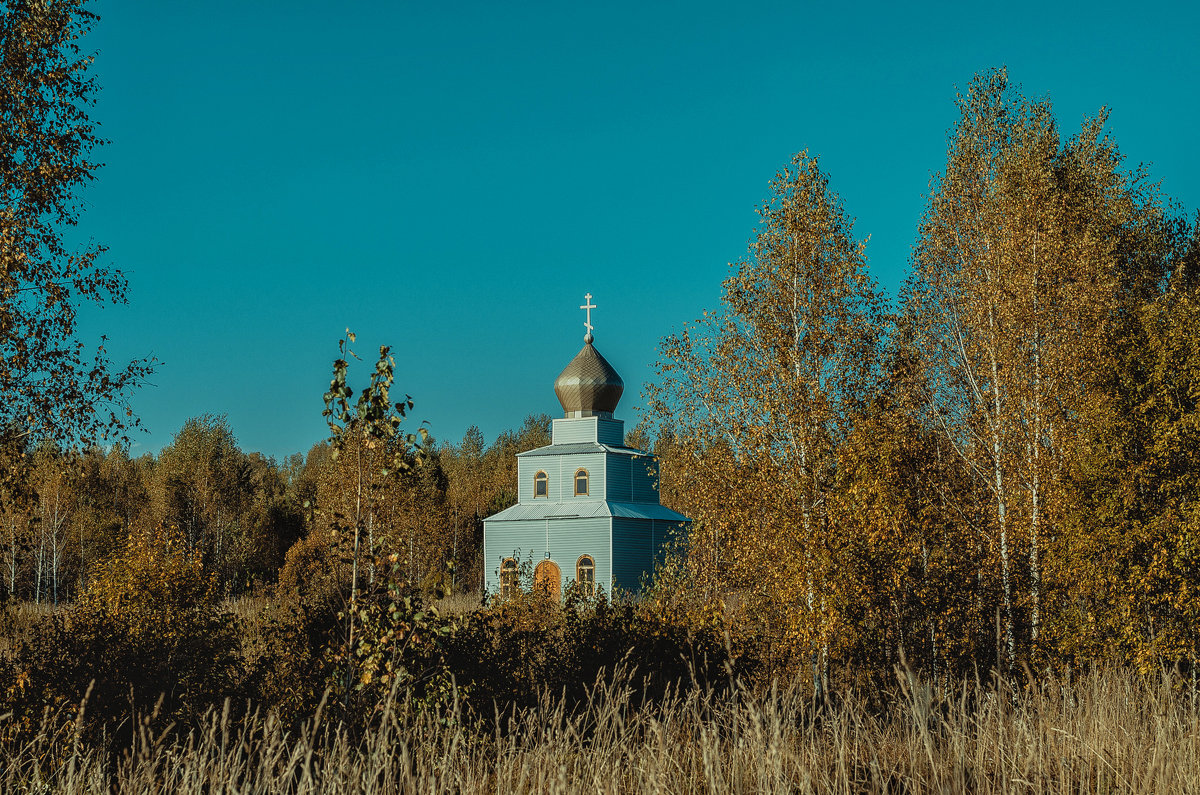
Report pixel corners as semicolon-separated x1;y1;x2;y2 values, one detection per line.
1;525;243;747
445;585;746;726
242;590;341;728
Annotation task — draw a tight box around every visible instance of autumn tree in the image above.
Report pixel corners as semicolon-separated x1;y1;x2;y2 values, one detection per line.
3;523;242;744
71;445;150;591
1058;214;1200;671
313;331;430;692
828;331;983;684
648;151;887;690
0;0;153;452
0;432;32;599
155;414;250;578
27;443;77;604
442;425;487;591
905;68;1155;666
0;441;147;602
236;451;305;584
478;414;551;515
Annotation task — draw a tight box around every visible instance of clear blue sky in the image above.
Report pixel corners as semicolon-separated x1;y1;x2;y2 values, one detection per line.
73;0;1199;461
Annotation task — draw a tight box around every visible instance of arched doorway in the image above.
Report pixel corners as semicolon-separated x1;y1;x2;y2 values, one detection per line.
533;560;561;599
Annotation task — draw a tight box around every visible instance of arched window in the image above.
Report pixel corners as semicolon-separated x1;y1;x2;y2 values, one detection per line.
574;468;589;496
500;558;518;598
576;555;595;597
534;470;548;498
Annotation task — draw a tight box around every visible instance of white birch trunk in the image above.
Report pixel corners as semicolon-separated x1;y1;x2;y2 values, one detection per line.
6;517;17;597
1028;242;1043;645
988;331;1015;669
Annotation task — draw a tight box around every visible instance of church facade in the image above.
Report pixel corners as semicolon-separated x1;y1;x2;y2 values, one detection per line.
482;296;689;599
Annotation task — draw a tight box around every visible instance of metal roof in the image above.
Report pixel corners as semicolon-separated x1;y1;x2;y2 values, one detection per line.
517;442;650;458
486;500;690;523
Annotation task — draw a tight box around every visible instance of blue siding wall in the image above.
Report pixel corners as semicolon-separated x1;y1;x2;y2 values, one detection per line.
630;456;659;503
519;453;607;502
518;461;535;502
610;518;654;594
549;518;612;595
484;517;613;595
519;458;562;502
483;520;545;594
552;419;594;444
551;417;626;445
595;419;624;445
606;455;632;501
610;517;686;594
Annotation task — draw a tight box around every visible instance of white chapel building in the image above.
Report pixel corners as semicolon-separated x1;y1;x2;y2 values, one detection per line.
482;295;690;598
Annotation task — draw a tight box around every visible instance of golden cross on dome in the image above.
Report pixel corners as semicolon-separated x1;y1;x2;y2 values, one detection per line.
580;292;596;342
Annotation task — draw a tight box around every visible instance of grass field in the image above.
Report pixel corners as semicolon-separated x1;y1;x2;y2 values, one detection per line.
3;664;1196;793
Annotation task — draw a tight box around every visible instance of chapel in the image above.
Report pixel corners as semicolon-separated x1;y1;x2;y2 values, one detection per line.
482;295;690;599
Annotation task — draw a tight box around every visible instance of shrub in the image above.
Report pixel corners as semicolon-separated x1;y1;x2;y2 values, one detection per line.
445;585;746;726
1;525;244;748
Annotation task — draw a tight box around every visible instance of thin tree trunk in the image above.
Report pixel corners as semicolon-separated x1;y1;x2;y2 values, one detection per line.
367;509;375;586
986;302;1015;668
1029;239;1043;646
79;511;86;595
50;487;60;607
35;521;44;605
6;517;17;597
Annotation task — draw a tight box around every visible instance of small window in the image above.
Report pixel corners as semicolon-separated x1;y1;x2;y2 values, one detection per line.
500;558;518;598
576;555;595;597
574;468;589;496
534;471;548;498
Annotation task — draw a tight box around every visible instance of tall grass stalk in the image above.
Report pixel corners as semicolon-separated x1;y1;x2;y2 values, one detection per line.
2;666;1196;793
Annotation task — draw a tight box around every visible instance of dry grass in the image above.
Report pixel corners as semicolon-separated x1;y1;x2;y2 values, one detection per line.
0;599;60;656
3;666;1197;793
432;590;483;616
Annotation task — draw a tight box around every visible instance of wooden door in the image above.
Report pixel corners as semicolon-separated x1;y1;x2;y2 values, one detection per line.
533;560;561;599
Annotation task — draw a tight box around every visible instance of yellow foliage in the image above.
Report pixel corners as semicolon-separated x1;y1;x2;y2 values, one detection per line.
82;523;219;629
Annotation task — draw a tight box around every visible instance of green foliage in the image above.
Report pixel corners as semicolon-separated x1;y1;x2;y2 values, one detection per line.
324;555;460;729
323;330;428;470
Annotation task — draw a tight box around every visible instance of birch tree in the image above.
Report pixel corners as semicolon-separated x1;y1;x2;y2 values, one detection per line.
156;415;250;576
907;68;1152;666
649;151;886;688
0;0;153;453
30;444;76;604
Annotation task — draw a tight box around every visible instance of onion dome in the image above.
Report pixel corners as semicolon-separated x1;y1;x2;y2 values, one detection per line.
554;341;624;418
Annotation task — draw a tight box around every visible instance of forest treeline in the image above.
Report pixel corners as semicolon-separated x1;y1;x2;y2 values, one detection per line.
0;412;553;606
